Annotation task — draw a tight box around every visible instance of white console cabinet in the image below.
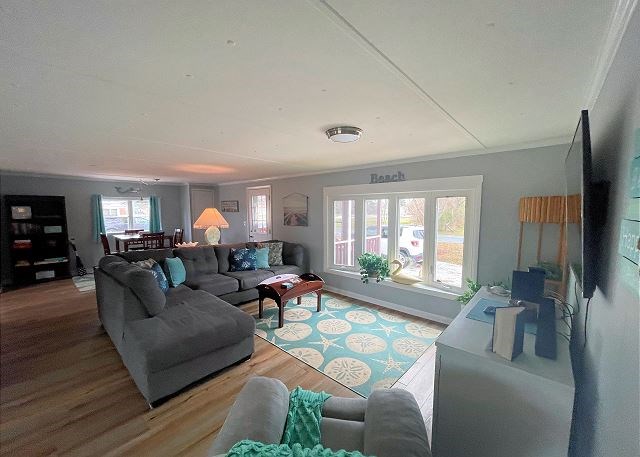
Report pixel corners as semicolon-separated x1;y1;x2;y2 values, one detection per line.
431;288;575;457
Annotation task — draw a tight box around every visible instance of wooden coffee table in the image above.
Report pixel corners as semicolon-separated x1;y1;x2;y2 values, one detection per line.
257;273;324;328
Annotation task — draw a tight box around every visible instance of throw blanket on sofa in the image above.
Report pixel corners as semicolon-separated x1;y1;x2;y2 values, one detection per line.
281;387;331;449
227;441;368;457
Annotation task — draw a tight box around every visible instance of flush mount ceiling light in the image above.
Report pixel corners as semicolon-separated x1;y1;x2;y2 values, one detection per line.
326;126;362;143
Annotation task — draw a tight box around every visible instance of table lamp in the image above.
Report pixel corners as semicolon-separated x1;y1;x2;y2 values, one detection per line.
193;208;229;245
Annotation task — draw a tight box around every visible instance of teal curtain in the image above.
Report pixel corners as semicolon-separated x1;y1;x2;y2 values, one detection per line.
149;195;162;232
92;194;106;242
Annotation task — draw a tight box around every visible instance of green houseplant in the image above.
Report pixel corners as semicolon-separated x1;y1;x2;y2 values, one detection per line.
357;253;390;284
457;278;482;305
457;278;511;305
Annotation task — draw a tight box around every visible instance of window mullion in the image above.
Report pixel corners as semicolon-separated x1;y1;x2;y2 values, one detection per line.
424;194;436;285
128;199;134;230
353;197;364;271
387;196;398;265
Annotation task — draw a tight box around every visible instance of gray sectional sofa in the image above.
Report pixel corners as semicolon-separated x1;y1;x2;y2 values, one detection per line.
95;241;306;404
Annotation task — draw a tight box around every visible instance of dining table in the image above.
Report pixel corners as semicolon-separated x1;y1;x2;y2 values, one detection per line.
112;233;174;252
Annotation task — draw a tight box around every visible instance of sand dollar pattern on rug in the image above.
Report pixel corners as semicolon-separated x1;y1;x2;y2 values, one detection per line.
274;322;312;341
345;310;377;324
254;294;443;397
317;318;352;335
392;337;430;358
284;308;312;321
345;333;387;354
288;347;324;368
323;357;372;387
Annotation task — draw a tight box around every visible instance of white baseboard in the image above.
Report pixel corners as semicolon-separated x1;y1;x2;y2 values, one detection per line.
323;285;454;325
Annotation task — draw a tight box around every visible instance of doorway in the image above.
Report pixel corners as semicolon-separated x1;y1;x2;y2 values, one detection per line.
247;186;271;242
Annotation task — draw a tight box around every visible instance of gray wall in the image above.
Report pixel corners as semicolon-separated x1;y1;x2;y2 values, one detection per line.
569;7;639;457
217;143;568;320
0;174;185;285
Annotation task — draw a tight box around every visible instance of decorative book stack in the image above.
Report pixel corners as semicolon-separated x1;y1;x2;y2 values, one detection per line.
491;306;527;361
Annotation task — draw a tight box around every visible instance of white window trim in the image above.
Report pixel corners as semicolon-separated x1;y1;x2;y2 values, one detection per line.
323;175;482;294
102;196;150;234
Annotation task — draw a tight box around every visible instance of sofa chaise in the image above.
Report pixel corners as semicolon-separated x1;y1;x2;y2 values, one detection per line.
95;241;307;404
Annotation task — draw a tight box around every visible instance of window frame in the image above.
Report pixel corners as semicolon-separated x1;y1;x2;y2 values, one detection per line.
102;196;151;234
323;175;482;294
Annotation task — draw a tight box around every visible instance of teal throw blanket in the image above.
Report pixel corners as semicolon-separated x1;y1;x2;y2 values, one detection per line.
281;387;331;449
227;441;368;457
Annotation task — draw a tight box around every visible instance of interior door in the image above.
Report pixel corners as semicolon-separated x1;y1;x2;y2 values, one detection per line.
247;186;271;242
190;188;215;244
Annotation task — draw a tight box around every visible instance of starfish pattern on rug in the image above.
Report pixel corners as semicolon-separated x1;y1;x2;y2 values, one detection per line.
371;322;403;337
258;315;277;328
271;337;290;347
309;335;344;353
316;309;338;318
372;353;408;373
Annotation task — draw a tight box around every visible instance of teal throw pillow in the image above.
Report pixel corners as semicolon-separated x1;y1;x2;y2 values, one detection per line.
230;248;258;271
150;262;169;293
255;247;270;269
164;257;186;287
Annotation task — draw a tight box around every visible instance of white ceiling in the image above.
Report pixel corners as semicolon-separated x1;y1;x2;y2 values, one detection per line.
0;0;618;183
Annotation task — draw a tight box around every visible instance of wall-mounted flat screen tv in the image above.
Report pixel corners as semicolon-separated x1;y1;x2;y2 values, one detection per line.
565;110;596;299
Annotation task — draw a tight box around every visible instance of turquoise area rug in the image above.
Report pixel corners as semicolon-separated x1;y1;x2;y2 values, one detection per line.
254;294;443;397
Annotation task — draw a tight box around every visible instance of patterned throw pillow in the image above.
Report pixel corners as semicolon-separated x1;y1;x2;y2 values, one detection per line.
150;262;169;293
230;248;258;272
133;258;157;269
262;241;283;266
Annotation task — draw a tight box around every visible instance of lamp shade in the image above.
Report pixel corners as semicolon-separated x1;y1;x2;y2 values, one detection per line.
193;208;229;229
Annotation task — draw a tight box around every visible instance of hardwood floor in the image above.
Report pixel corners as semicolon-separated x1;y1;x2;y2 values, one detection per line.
0;279;444;456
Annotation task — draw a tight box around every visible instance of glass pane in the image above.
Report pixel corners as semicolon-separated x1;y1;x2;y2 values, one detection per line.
251;194;268;233
102;199;130;233
333;200;355;266
364;199;389;258
435;196;466;288
398;198;425;278
131;199;150;230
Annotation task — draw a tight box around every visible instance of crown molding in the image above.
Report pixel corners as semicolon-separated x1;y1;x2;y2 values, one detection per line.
217;136;571;186
0;170;186;186
585;0;638;109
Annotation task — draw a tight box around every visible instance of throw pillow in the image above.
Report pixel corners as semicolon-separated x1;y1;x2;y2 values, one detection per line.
266;241;284;266
229;248;258;271
163;257;186;287
133;258;157;269
150;262;169;293
255;247;270;269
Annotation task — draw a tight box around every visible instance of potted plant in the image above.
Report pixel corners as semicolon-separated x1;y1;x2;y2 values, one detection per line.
357;252;390;284
457;278;482;305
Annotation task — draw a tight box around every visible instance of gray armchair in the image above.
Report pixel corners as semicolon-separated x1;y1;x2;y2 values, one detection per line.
209;376;431;457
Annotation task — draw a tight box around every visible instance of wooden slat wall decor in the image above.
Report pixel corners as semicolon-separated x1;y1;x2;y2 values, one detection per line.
516;194;582;296
518;195;582;224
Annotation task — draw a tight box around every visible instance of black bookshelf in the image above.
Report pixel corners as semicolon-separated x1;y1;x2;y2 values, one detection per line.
4;195;71;287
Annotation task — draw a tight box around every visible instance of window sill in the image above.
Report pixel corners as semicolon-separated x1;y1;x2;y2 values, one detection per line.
325;268;461;301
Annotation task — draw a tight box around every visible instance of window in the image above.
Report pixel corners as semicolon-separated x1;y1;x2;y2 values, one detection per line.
102;198;150;233
323;176;482;293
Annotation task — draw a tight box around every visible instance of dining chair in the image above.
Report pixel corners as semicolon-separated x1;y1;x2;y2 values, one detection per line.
100;233;111;256
142;232;165;249
124;229;144;235
173;228;184;247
